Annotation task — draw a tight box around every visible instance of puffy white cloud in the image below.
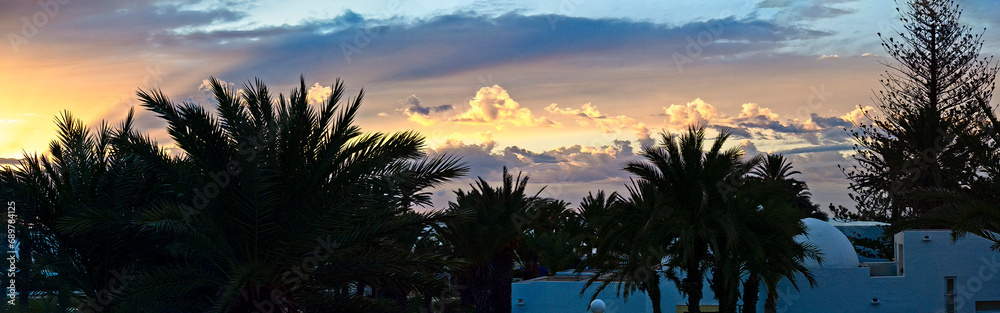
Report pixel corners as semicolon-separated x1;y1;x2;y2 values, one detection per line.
307;83;332;105
741;139;759;156
427;136;641;186
818;54;839;60
840;105;875;126
738;102;779;121
197;79;239;95
428;136;502;180
452;85;560;128
656;98;868;150
663;98;726;127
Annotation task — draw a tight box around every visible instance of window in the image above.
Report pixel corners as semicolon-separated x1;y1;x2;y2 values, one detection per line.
976;300;1000;312
946;277;956;313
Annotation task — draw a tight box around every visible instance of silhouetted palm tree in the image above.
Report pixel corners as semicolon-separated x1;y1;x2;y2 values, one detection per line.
580;180;670;313
114;77;466;312
622;126;746;313
751;153;827;220
435;167;547;313
736;198;822;313
515;199;577;280
1;109;174;311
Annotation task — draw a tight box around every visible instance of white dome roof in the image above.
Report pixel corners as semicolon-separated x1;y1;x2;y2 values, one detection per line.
793;218;859;268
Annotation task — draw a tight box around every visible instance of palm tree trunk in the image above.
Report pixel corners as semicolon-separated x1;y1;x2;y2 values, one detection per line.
485;251;513;313
710;267;731;313
16;227;33;307
462;265;488;311
524;257;540;280
743;275;760;313
764;291;777;313
646;272;663;313
394;291;408;308
355;282;365;297
684;264;703;313
423;292;433;312
58;290;71;312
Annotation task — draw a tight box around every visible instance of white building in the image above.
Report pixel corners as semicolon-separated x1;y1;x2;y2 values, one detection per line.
511;218;1000;313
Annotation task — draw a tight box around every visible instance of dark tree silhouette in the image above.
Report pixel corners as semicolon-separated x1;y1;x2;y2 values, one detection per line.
843;0;998;223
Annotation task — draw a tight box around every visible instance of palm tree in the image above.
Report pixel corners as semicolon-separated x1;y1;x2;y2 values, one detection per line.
894;182;1000;250
580;181;670;313
736;198;822;313
516;199;578;280
622;126;746;313
434;167;548;313
1;109;173;311
567;190;621;269
751;154;827;220
694;153;824;313
112;76;467;312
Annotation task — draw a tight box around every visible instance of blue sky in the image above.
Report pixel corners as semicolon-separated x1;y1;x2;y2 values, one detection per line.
3;0;1000;211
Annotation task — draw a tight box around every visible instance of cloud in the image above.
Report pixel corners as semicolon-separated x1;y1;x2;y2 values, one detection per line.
777;144;853;155
785;149;854;184
452;85;559;128
662;98;725;127
759;0;858;20
307;83;332;105
377;112;389;117
738;102;780;120
0;158;20;166
634;123;655;148
656;97;865;150
715;125;754;139
204;11;832;83
546;102;645;133
427;134;642;185
197;79;238;94
818;54;839;60
502;146;559;165
545;102;604;118
429;137;502;180
740;139;760;156
840;105;875;126
397;95;454;126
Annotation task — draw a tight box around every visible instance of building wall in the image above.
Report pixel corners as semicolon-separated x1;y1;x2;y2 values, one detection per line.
511;230;1000;313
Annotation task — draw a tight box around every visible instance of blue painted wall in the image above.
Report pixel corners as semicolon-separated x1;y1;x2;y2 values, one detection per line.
512;230;1000;313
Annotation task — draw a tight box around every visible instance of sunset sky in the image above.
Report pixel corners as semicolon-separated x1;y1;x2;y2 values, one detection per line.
4;0;1000;211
